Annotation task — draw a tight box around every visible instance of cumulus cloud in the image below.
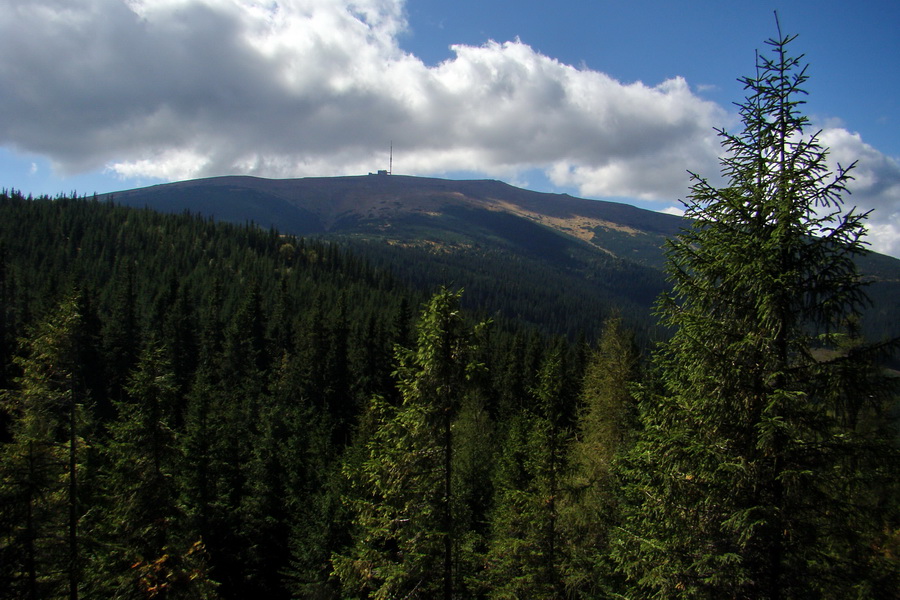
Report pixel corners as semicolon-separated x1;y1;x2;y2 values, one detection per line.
818;128;900;257
0;0;724;197
0;0;897;255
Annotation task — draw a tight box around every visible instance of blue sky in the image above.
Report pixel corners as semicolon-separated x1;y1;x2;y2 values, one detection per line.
406;1;898;149
2;0;899;255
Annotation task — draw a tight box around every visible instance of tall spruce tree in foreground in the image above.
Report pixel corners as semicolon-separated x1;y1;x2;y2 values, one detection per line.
614;24;899;599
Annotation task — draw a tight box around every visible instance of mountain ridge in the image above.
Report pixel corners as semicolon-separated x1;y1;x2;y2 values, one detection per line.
103;173;685;268
101;173;900;344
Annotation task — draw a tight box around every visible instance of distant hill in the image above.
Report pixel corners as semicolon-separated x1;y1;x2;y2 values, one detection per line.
102;174;900;344
104;174;682;265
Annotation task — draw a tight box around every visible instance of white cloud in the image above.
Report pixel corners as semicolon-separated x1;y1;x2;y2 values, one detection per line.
865;218;900;258
660;206;685;217
818;128;900;257
0;0;896;256
0;0;723;198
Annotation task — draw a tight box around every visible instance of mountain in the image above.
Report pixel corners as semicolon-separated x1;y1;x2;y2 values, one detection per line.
103;174;681;265
102;174;900;344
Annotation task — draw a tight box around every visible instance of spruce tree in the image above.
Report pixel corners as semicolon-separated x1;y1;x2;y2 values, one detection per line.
274;351;341;599
562;317;639;598
332;289;482;599
0;292;94;600
90;342;217;599
614;23;899;599
101;259;140;409
485;347;574;599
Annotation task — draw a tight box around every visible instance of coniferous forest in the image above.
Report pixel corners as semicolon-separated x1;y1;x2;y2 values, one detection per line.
2;29;899;600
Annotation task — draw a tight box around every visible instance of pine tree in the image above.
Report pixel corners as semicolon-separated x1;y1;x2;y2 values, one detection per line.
238;368;294;600
192;284;271;599
0;292;94;600
333;289;483;599
613;23;899;599
485;348;572;599
160;282;199;398
562;317;640;598
483;414;545;598
0;242;19;394
101;259;140;410
449;380;495;596
90;341;217;599
273;351;341;599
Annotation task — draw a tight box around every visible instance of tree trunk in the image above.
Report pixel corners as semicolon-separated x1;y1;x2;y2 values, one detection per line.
68;396;78;600
442;412;452;600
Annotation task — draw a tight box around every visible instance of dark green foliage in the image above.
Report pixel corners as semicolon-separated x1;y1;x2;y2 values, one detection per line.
0;191;431;598
102;260;139;408
90;342;217;599
613;26;900;599
485;347;578;599
0;192;599;598
333;289;487;599
345;238;664;346
562;317;640;598
0;292;94;600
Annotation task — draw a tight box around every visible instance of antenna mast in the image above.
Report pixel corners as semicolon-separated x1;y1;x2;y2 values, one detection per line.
389;141;393;175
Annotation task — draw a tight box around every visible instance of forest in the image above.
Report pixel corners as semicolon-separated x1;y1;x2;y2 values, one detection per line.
2;30;899;600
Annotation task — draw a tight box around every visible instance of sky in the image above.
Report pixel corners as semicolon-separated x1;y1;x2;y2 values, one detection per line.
2;0;899;256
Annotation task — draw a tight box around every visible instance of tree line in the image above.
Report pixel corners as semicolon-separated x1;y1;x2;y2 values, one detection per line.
1;28;898;599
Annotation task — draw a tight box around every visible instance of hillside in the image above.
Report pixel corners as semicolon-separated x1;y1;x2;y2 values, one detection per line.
105;174;682;267
103;174;900;344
